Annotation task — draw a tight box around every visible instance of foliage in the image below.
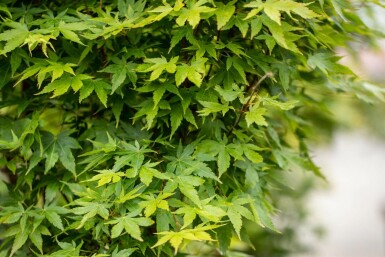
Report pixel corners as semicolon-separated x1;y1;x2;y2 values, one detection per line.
0;0;383;256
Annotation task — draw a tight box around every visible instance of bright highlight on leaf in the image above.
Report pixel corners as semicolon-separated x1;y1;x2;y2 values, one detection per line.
244;0;320;24
152;224;221;254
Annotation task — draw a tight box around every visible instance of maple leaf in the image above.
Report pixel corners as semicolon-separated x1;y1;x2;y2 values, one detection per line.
137;57;178;81
244;0;319;25
176;0;215;28
0;21;29;56
100;59;137;93
41;131;81;176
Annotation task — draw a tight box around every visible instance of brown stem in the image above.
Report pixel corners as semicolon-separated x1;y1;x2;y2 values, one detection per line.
172;213;181;231
227;72;273;136
61;192;70;204
83;0;90;14
101;47;108;67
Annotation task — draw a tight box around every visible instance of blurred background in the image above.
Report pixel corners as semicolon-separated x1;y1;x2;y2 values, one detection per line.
234;3;385;257
303;131;385;257
298;3;385;257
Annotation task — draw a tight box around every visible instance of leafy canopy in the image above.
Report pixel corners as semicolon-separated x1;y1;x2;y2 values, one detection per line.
0;0;383;256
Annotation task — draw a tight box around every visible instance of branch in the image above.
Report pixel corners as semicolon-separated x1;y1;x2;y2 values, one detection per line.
227;72;273;136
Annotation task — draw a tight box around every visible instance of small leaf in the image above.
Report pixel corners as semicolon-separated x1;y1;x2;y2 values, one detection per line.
45;211;64;230
245;106;268;127
94;81;109;107
29;230;43;253
178;183;202;208
170;104;183;137
243;148;263;164
215;1;236;30
10;231;28;256
198;101;233;116
227;208;241;238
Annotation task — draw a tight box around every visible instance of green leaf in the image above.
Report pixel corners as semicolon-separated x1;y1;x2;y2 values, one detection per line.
86;169;125;187
0;23;29;56
261;15;286;48
198;101;233;116
111;221;124;238
139;163;170;186
153;225;219;253
79;80;95;102
72;202;110;228
138;57;178;81
226;42;247;57
0;61;11;90
216;223;233;253
260;94;297;110
175;58;207;87
114;141;152;172
125;220;148;241
109;216;153;241
100;61;137;93
44;147;59;173
29;230;43;253
175;66;189;86
308;52;350;75
250;18;263;39
215;84;242;102
234;16;249;38
227;207;242;238
60;29;83;45
184;108;198;128
250;198;277;231
42;131;81;175
196;139;240;177
111;248;136;257
245;0;319;24
176;0;215;28
215;1;236;30
140;193;172;217
11;231;28;256
170;104;183;137
0;4;12;18
245;106;268;127
112;100;124;127
45;210;64;230
178;177;203;208
218;146;230;177
243;146;263;164
38;62;75;82
169;26;197;51
80;79;110;107
95;81;109;107
38;76;72;97
10;50;21;76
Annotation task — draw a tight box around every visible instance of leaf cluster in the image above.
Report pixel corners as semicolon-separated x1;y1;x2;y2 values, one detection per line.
0;0;384;256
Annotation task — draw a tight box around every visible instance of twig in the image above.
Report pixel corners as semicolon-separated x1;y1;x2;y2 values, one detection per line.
227;72;273;136
101;47;108;67
83;0;90;14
